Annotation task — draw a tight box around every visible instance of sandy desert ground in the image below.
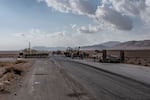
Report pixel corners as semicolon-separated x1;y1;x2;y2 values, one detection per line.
0;59;33;94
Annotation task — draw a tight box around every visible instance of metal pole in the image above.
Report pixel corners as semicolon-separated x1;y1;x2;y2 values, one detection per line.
120;50;124;63
102;50;107;63
29;41;31;54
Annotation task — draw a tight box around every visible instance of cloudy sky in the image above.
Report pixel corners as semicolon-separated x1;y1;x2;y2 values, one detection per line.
0;0;150;50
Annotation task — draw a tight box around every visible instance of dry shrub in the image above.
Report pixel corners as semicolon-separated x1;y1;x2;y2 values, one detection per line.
15;60;26;64
133;58;141;65
0;67;14;78
12;62;31;74
0;82;6;91
124;57;150;67
0;72;15;82
126;58;135;64
0;62;13;67
0;60;30;91
135;58;149;66
0;68;6;78
13;64;25;72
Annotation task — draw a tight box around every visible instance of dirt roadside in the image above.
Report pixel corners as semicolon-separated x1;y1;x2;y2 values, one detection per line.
0;59;34;100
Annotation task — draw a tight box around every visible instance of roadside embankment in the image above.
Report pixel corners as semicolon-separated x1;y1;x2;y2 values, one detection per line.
0;59;32;91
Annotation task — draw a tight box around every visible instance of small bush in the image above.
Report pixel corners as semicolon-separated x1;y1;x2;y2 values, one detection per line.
15;60;26;64
0;62;13;67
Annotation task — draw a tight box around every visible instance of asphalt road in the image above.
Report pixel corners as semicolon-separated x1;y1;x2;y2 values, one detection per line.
52;56;150;100
1;59;92;100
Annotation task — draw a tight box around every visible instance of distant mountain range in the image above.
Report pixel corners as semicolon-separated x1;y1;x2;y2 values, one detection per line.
32;41;120;51
32;40;150;51
32;46;66;51
80;41;120;50
111;40;150;50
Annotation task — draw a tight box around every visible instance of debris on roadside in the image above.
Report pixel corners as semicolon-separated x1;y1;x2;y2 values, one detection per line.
0;59;30;91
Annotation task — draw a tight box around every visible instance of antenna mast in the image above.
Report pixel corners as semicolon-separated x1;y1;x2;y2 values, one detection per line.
29;41;31;54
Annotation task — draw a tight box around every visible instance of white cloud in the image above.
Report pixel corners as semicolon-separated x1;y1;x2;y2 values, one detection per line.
100;0;150;26
13;27;150;48
38;0;96;17
14;29;91;47
95;6;133;30
37;0;150;32
78;24;101;33
101;0;146;16
70;24;77;29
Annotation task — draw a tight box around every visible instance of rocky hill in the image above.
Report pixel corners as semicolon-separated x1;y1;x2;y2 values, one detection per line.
112;40;150;50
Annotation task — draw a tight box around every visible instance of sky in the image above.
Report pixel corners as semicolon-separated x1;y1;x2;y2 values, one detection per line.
0;0;150;50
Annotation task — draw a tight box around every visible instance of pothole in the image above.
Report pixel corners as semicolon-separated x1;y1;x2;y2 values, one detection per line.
67;92;87;97
33;73;48;75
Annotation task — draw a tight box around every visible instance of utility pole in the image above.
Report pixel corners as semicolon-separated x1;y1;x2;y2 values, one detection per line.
29;41;31;54
102;50;107;63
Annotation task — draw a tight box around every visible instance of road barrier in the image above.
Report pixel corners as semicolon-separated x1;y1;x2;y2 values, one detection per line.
24;53;49;58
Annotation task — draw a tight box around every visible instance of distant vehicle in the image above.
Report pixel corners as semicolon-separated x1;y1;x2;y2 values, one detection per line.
64;47;74;57
64;47;89;59
106;55;120;63
99;55;120;63
64;47;79;57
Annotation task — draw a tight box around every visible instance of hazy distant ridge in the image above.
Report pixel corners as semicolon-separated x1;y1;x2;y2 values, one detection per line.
32;40;150;51
32;41;121;51
112;40;150;50
32;46;66;51
81;41;120;50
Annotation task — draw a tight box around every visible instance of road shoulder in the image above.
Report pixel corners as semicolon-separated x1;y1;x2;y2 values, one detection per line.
69;58;150;86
